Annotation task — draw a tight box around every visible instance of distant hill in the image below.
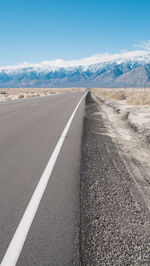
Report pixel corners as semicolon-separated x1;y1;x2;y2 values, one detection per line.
1;51;150;87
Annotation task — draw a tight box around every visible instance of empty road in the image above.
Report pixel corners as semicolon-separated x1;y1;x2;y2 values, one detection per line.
0;91;86;266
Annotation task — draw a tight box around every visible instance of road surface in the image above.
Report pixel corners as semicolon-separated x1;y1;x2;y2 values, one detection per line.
2;90;150;266
0;91;86;266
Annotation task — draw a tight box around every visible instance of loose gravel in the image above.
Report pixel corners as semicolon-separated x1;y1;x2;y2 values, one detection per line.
80;92;150;265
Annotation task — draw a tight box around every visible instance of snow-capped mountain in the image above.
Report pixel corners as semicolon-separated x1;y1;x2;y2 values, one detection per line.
1;50;150;88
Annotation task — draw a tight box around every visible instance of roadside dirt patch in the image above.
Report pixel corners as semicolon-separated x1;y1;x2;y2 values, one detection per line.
80;92;150;265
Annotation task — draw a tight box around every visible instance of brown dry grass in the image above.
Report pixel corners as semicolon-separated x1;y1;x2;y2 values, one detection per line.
18;94;24;98
92;88;126;101
92;88;150;106
0;87;84;102
126;93;150;105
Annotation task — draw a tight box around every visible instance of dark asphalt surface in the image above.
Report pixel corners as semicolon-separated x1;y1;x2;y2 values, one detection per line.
80;93;150;265
0;92;85;265
1;91;150;266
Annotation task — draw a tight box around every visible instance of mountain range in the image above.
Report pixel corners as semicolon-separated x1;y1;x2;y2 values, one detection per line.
1;51;150;88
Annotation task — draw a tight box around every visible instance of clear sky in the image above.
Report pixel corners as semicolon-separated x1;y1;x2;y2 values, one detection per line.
0;0;150;66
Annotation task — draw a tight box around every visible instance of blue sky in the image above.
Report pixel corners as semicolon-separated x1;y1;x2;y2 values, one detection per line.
0;0;150;66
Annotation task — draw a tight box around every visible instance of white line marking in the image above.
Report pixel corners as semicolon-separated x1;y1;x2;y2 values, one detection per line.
0;92;87;266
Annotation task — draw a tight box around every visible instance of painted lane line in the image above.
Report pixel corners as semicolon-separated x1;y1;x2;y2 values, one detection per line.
0;92;87;266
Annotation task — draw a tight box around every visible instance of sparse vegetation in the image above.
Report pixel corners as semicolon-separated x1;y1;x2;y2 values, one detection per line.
7;97;12;101
0;90;7;95
18;94;24;98
0;87;84;102
92;89;126;101
126;93;150;105
92;88;150;106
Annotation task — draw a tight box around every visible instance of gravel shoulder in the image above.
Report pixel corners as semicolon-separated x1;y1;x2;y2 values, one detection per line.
80;92;150;265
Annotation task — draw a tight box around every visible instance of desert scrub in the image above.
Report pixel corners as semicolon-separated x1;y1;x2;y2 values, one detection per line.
126;93;150;105
92;88;126;101
7;97;12;101
92;88;150;106
18;94;24;98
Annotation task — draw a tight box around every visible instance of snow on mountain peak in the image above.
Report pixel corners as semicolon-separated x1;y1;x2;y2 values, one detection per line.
0;50;150;74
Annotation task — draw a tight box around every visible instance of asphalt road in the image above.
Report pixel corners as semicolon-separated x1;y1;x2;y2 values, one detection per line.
0;92;85;266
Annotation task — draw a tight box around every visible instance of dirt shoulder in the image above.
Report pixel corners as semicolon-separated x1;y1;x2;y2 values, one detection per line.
80;92;150;265
92;90;150;204
91;88;150;142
